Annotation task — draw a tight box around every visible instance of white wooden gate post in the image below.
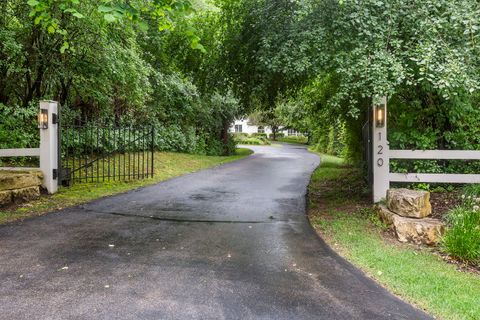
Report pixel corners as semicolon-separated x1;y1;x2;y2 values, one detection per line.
39;101;59;194
372;96;389;202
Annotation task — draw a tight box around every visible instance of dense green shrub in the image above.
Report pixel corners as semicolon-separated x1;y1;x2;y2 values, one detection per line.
0;102;38;149
1;93;240;158
281;136;308;144
59;124;190;155
232;132;249;138
464;184;480;198
442;185;480;266
251;133;267;139
243;138;270;145
234;134;270;145
60;123;233;156
232;133;247;143
2;104;236;159
249;134;270;145
268;133;284;139
154;125;199;154
311;122;345;157
0;102;39;166
443;207;480;266
234;134;259;144
203;134;237;156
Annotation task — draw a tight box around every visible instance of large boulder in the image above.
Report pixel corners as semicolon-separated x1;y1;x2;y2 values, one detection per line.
377;204;396;226
386;188;432;218
11;186;40;204
394;216;445;246
0;190;12;206
0;170;43;207
0;170;43;191
377;205;444;246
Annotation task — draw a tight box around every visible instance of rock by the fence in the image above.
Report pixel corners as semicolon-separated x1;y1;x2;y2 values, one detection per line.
377;204;396;226
0;170;43;192
0;190;12;207
377;204;444;246
394;216;444;246
11;186;40;204
386;188;431;218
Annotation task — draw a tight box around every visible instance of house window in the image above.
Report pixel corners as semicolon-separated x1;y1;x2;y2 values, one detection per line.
288;129;297;136
235;125;243;133
257;126;265;133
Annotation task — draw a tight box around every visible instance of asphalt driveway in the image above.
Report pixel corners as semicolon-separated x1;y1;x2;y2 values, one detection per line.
0;144;431;319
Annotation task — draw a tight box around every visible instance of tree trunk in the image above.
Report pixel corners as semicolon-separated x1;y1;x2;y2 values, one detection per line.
272;125;278;140
221;120;230;156
58;77;72;106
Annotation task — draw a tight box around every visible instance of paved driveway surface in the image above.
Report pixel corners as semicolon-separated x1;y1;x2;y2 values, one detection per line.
0;144;431;319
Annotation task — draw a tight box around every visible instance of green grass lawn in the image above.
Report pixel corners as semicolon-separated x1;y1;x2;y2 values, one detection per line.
0;148;252;225
308;152;480;320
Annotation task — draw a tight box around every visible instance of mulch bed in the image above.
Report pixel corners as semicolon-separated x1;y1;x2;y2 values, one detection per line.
429;191;461;220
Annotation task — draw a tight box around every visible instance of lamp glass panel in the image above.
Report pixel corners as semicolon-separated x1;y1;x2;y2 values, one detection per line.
38;109;48;129
375;104;385;128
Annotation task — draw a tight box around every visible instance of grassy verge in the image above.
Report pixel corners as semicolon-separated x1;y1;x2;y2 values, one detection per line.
0;148;252;225
308;152;480;320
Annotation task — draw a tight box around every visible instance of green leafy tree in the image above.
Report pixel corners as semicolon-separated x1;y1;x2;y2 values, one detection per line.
219;0;480;161
26;0;205;52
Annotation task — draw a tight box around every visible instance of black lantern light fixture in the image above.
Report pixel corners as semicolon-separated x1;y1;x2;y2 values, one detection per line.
38;108;48;129
375;103;385;128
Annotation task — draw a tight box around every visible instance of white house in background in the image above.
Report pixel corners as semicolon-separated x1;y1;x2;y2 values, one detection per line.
229;119;301;136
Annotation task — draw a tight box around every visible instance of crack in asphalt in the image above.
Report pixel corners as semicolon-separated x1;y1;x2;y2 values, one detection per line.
83;208;285;224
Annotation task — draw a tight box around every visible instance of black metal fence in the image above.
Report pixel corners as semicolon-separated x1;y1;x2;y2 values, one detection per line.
59;121;154;185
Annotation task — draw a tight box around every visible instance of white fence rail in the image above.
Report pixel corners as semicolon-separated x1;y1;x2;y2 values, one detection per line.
0;148;40;158
389;150;480;160
389;149;480;184
389;173;480;184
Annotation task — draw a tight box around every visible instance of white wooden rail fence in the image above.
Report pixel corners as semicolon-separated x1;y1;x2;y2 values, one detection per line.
372;97;480;202
389;150;480;184
0;101;59;194
0;148;40;157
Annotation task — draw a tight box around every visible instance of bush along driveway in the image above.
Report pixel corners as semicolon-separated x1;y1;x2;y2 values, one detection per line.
0;144;431;319
308;152;480;320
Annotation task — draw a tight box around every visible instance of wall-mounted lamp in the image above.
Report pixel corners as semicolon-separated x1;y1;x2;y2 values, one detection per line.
375;103;385;128
38;108;48;129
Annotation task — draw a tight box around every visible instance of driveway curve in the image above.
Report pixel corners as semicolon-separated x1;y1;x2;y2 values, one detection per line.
0;144;431;320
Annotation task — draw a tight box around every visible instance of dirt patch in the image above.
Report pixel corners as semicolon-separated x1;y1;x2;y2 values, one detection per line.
429;191;461;220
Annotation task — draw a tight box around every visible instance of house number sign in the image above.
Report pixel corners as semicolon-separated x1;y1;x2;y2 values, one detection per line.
377;132;384;167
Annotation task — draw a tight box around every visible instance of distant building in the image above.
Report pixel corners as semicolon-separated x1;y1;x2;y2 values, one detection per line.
229;119;301;136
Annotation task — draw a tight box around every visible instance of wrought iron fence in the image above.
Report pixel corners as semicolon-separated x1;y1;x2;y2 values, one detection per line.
59;121;154;185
